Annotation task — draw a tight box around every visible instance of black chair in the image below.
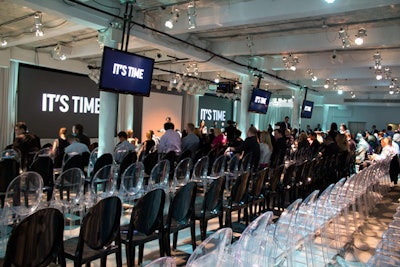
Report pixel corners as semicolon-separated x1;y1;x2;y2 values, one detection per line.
0;158;20;208
29;156;54;201
164;181;197;256
117;151;138;189
247;168;268;220
177;150;192;163
265;164;285;211
2;208;65;267
63;196;122;267
142;151;158;176
120;188;166;267
86;153;114;190
62;154;85;172
223;171;250;229
195;176;225;241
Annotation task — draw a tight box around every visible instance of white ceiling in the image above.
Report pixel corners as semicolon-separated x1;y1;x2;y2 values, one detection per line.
2;0;400;103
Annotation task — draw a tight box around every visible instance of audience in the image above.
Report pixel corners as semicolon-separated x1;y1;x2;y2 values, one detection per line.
181;123;200;157
12;122;41;170
158;122;181;155
64;134;90;156
114;131;135;163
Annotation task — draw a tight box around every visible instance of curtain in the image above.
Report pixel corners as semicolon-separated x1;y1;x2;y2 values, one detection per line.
258;106;293;131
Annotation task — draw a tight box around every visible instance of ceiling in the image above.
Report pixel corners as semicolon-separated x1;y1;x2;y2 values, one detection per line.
1;0;400;103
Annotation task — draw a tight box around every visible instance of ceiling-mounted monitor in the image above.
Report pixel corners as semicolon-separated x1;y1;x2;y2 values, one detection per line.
301;99;314;118
248;88;271;114
99;46;154;96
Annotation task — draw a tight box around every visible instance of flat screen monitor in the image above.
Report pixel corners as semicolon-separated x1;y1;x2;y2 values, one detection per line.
248;88;271;114
99;46;154;96
301;99;314;118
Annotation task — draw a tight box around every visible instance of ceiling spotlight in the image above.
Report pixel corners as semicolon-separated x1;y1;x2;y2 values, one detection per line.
283;54;299;71
384;67;392;80
187;1;196;29
51;43;72;61
1;38;7;47
355;28;367;45
350;92;356;98
338;28;350;48
337;89;343;95
324;79;330;89
165;8;179;29
307;69;317;81
324;0;335;3
373;51;382;70
214;73;220;84
389;89;394;95
33;11;44;37
375;70;383;80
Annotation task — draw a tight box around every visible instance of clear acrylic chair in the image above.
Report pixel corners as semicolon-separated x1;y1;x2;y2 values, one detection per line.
120;162;145;204
187;227;233;267
172;157;192;191
0;149;21;163
191;156;209;190
210;154;227;177
148;159;170;191
32;147;52;162
91;164;118;202
144;256;176;267
86;147;99;178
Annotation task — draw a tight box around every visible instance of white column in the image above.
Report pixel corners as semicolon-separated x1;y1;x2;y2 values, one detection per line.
117;94;134;131
322;104;329;132
98;29;119;155
238;75;251;138
292;90;301;130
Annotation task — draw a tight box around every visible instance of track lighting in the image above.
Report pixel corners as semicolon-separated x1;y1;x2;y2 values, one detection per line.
324;79;330;89
375;70;383;80
187;1;196;29
373;51;382;70
307;69;317;81
282;54;299;71
165;8;179;29
324;0;335;3
214;73;220;84
355;28;367;46
1;38;7;47
338;28;350;48
51;43;72;60
337;89;343;95
33;12;44;37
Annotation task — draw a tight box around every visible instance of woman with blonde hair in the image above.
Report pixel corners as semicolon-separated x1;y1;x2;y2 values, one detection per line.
259;130;273;168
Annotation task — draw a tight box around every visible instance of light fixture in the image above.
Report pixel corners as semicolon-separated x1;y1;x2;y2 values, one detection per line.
350;92;356;98
187;1;196;29
338;28;350;48
375;70;383;80
355;28;367;45
51;43;72;60
183;62;199;77
373;51;382;70
324;79;330;89
33;12;44;37
1;38;7;47
282;54;299;71
337;89;343;95
324;0;335;3
384;67;392;80
165;8;179;29
214;73;220;84
307;69;317;81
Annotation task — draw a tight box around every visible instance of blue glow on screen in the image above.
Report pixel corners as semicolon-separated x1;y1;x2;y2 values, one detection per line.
99;47;154;96
248;88;271;114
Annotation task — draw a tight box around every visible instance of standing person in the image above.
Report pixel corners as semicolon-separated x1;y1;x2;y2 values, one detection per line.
224;120;236;146
12;122;41;170
314;123;322;132
328;122;339;141
158;122;181;156
271;128;287;167
279;116;291;133
199;120;208;136
181;123;200;156
52;127;69;168
138;130;156;160
72;123;90;148
309;132;321;158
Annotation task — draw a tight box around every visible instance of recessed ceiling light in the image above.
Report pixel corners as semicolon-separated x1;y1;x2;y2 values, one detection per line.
325;0;335;3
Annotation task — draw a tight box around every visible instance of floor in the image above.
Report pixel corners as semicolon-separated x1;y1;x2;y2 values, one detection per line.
64;186;400;267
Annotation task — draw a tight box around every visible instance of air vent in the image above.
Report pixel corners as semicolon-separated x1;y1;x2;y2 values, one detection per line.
344;98;400;103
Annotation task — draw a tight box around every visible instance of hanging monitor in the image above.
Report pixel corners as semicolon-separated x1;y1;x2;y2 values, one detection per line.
301;99;314;118
248;88;271;114
99;46;154;96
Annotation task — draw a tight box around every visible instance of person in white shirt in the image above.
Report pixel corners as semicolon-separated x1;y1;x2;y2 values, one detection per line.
158;122;181;155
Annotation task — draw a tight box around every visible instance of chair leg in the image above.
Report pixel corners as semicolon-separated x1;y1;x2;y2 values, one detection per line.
200;218;207;241
191;223;197;251
164;233;171;256
100;256;107;267
173;232;178;250
116;246;122;267
225;210;232;228
126;244;135;267
138;244;144;265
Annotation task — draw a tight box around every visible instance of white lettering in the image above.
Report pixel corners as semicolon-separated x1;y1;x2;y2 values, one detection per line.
112;63;145;80
59;95;69;112
304;106;312;112
254;96;267;104
42;93;99;114
42;93;47;111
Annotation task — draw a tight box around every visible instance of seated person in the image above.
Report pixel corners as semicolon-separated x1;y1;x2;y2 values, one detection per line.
114;131;135;164
12;122;41;170
64;134;90;157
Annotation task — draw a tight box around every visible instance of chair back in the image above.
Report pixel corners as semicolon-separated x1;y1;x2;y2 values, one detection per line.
129;188;165;236
167;182;197;226
91;153;114;180
187;228;233;267
149;159;170;190
3;208;64;267
210;155;226;177
192;156;209;182
230;171;250;204
52;168;85;209
62;154;84;172
1;149;21;163
227;154;240;174
252;168;268;197
87;147;99;177
80;196;122;250
118;151;138;178
0;158;20;207
91;164;118;201
29;156;54;188
121;162;145;198
32;147;52;162
4;171;44;223
173;158;192;188
240;152;253;173
203;176;225;213
142;151;159;175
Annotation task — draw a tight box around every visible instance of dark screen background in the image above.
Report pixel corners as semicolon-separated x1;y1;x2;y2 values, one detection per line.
198;94;233;129
17;64;100;138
